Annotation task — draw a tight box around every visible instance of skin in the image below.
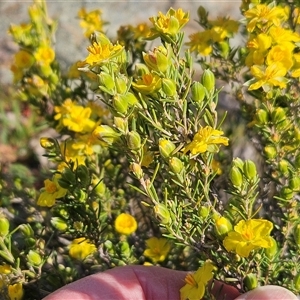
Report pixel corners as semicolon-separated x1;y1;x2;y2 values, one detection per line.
43;265;298;300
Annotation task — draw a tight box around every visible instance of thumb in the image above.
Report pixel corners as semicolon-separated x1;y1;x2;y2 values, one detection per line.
234;285;298;300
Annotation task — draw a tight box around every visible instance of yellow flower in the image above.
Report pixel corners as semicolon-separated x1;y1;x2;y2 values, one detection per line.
85;41;123;66
34;46;55;66
269;27;300;48
143;237;171;263
223;219;273;258
78;8;104;38
8;282;24;300
245;33;272;67
14;50;34;69
244;4;288;32
180;261;214;300
266;45;294;71
209;17;239;42
183;126;229;155
37;174;67;207
248;63;288;91
114;213;137;235
149;8;189;37
132;73;162;94
187;30;213;56
54;99;96;133
69;237;96;260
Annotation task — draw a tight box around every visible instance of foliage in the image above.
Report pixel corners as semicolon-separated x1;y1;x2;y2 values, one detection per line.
1;0;300;299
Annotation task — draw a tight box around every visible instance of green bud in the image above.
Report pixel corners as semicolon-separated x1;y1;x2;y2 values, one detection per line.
27;250;42;266
271;107;286;124
154;203;171;225
39;65;53;77
0;217;9;236
197;6;207;21
125;92;138;106
229;166;243;187
49;73;59;85
232;157;244;169
135;63;150;77
114;117;128;133
19;224;34;237
115;76;127;94
219;41;230;58
162;78;177;97
130;163;143;179
293;224;300;246
113;94;128;114
169;157;184;174
279;159;290;175
280;186;294;200
127;131;141;150
76;165;90;186
264;145;277;159
243;160;257;181
294;273;300;290
40;137;57;150
214;216;232;239
244;273;258;291
191;82;205;103
289;177;300;191
99;72;115;91
201;69;215;93
255;109;268;125
199;206;210;218
265;237;277;259
159;139;176;159
120;241;131;258
51;217;68;231
168;16;180;35
93;125;120;145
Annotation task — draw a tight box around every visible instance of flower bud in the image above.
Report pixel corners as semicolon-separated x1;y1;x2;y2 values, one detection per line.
162;78;177;97
0;217;9;236
27;250;42;266
255;109;268;125
229;166;243;188
279;159;290;175
280;186;294;200
271;107;286;124
201;69;215;93
114;117;128;133
125;92;138;106
113;94;128;114
293;223;300;246
214;216;232;239
130;162;143;179
159;139;176;159
199;206;210;218
93;125;120;145
191;82;206;103
40;137;57;150
135;63;150;77
197;6;207;21
243;160;257;182
99;72;115;91
154;203;171;225
264;145;277;159
127;131;142;150
51;217;68;231
289;177;300;191
115;76;127;94
219;41;230;58
244;273;258;291
265;237;277;259
19;224;34;237
169;157;184;174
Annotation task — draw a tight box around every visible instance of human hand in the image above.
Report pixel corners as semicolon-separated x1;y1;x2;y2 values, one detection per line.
43;265;298;300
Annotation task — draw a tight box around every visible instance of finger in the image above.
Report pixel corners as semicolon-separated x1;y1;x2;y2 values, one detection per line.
43;265;187;300
234;285;298;300
210;280;241;300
